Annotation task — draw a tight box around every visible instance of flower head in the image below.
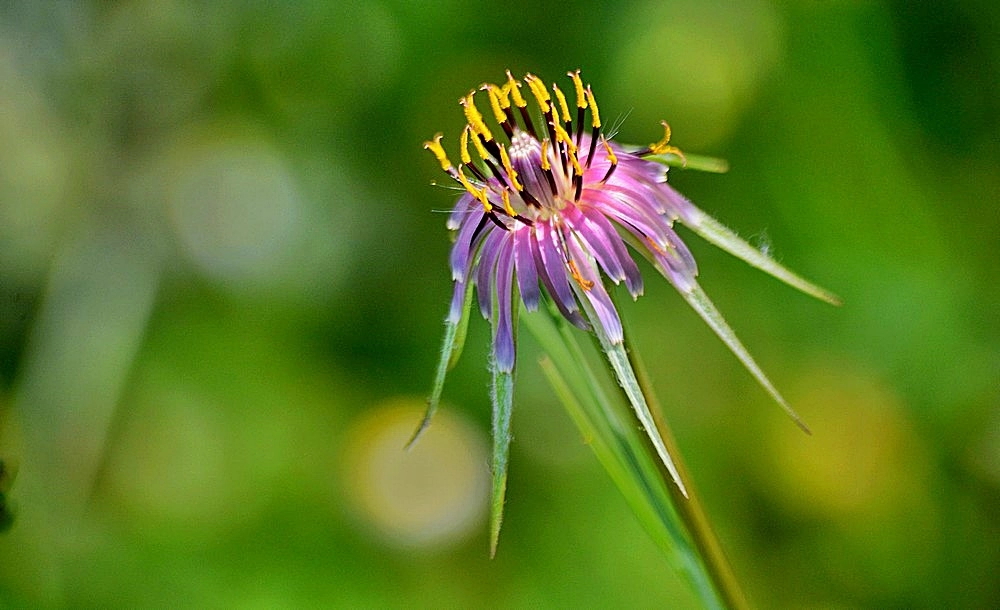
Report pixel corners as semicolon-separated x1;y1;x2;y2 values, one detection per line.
416;70;838;555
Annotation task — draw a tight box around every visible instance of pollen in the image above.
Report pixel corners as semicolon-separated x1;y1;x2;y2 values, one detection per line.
506;71;527;108
568;70;587;109
461;93;494;142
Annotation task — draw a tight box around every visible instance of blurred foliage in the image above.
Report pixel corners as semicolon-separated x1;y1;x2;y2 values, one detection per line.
0;0;997;607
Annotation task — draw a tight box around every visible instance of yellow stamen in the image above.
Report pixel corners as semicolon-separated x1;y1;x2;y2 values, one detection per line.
648;120;686;164
423;133;452;171
500;188;517;218
567;147;583;176
483;84;507;124
540;139;552;172
549;96;561;125
461;92;494;142
469;127;490;161
457;165;491;212
497;143;523;191
568;259;594;290
524;74;550;114
584;86;601;128
601;137;618;167
567;70;587;109
552;84;571;125
506;70;527;108
490;83;511;109
552;120;577;154
459;126;472;165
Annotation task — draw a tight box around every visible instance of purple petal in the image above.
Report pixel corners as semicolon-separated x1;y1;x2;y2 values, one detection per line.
563;205;626;284
532;222;588;330
450;208;494;281
476;230;505;319
513;226;540;311
448;280;466;323
493;236;516;372
563;233;623;343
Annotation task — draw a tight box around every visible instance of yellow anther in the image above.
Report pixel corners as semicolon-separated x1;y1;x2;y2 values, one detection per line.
506;70;527;108
552;120;577;154
540;139;552;171
601;136;618;167
457;165;491;212
461;92;494;142
459;126;472;165
650;120;672;151
423;133;453;171
490;83;511;109
497;143;523;191
468;128;490;162
567;147;583;176
549;96;561;125
524;73;550;114
552;84;571;125
482;84;507;124
649;120;686;164
500;188;517;218
567;70;587;109
584;86;601;128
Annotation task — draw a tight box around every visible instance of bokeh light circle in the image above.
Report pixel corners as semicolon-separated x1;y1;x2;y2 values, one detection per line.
339;398;489;550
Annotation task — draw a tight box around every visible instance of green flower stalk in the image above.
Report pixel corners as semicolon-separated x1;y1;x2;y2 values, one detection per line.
412;69;838;603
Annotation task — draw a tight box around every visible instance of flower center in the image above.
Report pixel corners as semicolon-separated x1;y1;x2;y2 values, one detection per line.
423;70;620;231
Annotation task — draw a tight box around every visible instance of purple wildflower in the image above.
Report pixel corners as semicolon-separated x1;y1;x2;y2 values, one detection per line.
417;70;839;554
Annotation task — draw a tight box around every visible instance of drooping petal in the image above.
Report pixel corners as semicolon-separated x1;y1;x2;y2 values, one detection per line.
563;231;623;344
564;205;627;285
580;205;643;298
513;226;540;311
492;234;517;373
450;206;491;282
533;222;588;330
475;230;505;319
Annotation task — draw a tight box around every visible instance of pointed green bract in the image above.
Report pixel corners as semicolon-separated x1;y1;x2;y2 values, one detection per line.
680;282;812;434
604;342;688;497
524;308;726;609
648;152;731;174
408;280;475;448
489;365;514;558
686;209;842;306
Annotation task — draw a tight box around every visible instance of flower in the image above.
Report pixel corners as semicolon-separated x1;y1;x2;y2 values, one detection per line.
416;69;839;555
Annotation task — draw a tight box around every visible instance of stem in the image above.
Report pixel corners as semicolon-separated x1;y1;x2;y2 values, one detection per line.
621;326;749;610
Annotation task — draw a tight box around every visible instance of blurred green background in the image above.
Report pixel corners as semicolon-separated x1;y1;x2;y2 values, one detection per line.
0;1;997;607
